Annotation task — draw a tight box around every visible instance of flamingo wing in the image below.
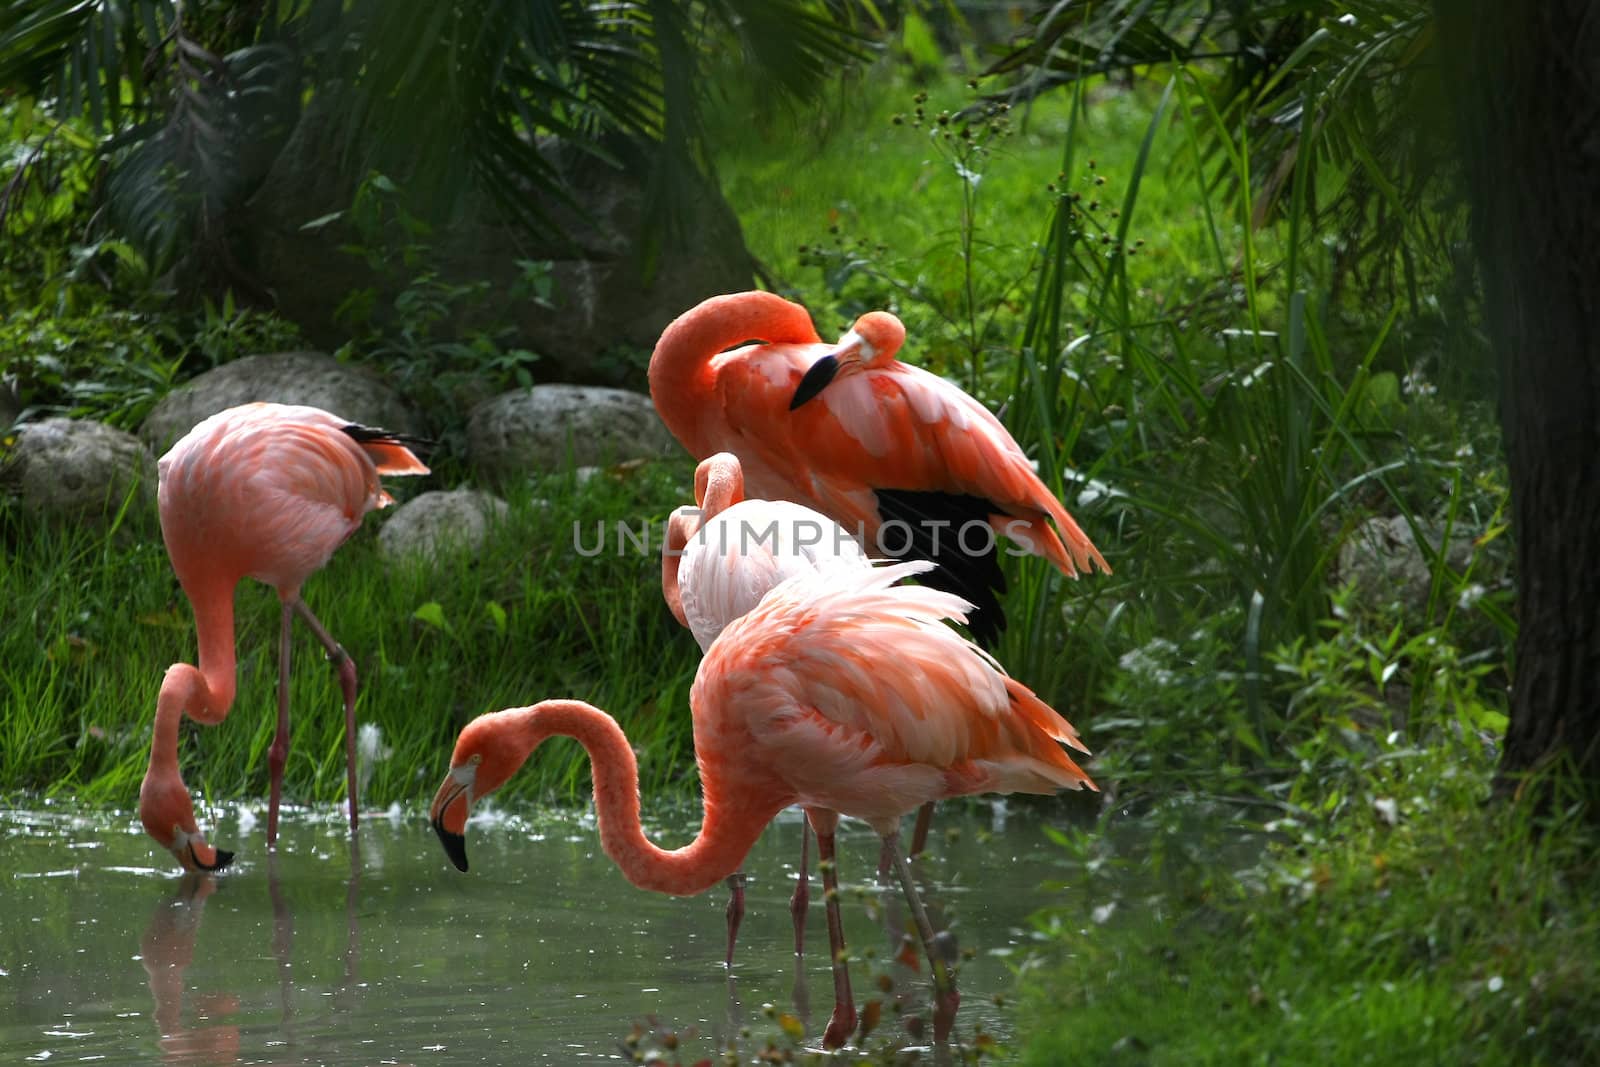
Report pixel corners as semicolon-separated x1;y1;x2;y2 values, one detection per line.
703;355;1106;647
695;562;1094;827
800;363;1108;578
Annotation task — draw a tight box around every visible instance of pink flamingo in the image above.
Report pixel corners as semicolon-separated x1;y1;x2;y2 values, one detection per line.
139;402;428;866
430;560;1095;1048
648;291;1109;649
649;292;1109;855
663;451;871;966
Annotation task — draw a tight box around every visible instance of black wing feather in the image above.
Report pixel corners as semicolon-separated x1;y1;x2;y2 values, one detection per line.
873;488;1008;649
339;422;434;453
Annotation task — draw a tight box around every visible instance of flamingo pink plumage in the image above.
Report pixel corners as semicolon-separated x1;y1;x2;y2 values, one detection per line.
430;560;1095;1047
648;291;1110;652
139;402;428;868
663;452;872;967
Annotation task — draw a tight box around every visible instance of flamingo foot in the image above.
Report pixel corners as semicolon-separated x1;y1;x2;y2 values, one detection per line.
723;872;746;967
822;1000;857;1050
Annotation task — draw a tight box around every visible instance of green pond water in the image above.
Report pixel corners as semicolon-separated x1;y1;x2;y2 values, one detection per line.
1;798;1104;1064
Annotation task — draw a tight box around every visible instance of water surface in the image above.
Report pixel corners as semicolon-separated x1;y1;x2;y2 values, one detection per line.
1;799;1095;1064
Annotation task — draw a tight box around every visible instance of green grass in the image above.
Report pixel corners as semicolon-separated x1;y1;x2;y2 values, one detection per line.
0;459;705;809
1016;742;1600;1066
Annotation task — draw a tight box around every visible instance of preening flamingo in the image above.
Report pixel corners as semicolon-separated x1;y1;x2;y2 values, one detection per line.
140;402;428;867
430;560;1095;1047
648;291;1110;651
663;451;872;966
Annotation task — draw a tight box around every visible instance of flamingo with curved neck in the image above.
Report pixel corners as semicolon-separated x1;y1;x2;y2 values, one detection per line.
140;402;428;866
432;560;1096;1048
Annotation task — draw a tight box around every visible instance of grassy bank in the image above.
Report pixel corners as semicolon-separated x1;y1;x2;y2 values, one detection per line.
1017;743;1600;1065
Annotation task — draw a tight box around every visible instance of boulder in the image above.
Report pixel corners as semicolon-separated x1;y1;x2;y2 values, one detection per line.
377;489;509;564
140;352;424;454
1;418;157;526
467;385;678;483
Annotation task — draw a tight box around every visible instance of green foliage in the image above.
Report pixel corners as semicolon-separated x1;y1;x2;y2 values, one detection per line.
2;308;183;430
985;1;1456;301
1017;630;1595;1064
326;172;545;448
0;1;880;286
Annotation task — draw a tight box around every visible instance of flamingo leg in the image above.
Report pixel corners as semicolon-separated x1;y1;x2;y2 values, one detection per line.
810;813;856;1049
909;801;935;857
883;834;959;1043
722;872;745;968
877;824;898;881
790;819;811;956
267;602;293;847
291;599;360;834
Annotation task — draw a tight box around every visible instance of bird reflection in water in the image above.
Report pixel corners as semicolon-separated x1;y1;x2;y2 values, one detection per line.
139;838;379;1066
140;875;240;1064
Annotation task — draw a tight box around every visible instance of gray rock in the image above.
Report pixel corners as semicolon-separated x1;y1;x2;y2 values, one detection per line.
377;489;509;564
140;352;424;454
1336;514;1478;614
467;385;678;483
1;418;157;525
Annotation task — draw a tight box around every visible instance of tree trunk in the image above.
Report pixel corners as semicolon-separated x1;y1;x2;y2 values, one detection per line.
1434;2;1600;812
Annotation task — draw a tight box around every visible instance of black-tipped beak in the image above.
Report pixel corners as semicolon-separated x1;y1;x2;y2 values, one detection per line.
430;777;471;872
790;354;840;410
191;844;234;872
434;821;469;872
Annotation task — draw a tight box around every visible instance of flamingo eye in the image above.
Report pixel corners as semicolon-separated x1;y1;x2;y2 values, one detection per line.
469;753;483;766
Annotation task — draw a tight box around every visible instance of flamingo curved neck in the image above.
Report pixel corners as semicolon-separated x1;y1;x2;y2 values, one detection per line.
184;577;239;719
505;700;774;896
696;461;745;519
648;292;821;455
149;654;237;768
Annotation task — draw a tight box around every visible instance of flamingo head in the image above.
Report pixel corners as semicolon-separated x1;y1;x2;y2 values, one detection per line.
138;781;234;874
789;310;906;409
429;711;532;873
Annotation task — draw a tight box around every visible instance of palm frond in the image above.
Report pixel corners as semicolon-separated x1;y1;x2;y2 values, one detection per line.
982;1;1452;296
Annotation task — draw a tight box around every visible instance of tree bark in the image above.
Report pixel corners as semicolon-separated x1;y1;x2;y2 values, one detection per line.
1435;2;1600;811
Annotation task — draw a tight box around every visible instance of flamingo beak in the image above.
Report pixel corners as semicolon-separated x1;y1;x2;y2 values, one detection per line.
792;331;869;410
172;828;234;874
429;770;473;873
789;354;839;409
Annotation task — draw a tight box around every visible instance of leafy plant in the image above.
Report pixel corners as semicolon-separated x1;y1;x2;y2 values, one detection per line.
326;172;544;445
2;308;184;430
0;0;879;289
984;1;1454;301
